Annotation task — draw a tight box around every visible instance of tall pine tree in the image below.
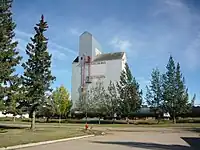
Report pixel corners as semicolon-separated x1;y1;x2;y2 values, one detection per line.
174;63;189;116
117;63;142;119
0;0;22;114
22;15;55;130
146;68;163;123
163;56;189;123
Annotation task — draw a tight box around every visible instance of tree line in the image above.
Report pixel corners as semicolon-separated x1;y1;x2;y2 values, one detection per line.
75;56;194;124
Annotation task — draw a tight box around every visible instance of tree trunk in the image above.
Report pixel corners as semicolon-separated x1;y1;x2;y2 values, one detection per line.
46;117;49;123
59;114;61;124
126;117;129;124
98;117;101;124
31;111;36;131
13;116;16;122
85;111;88;124
173;116;176;124
157;114;160;124
173;111;176;124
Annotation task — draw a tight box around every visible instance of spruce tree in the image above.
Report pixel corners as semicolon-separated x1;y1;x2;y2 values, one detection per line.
6;78;24;122
162;56;176;122
163;56;189;123
0;0;22;113
174;63;189;115
22;15;55;130
117;63;142;119
146;68;163;123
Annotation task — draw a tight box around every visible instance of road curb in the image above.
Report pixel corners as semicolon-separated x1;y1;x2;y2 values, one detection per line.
0;134;95;150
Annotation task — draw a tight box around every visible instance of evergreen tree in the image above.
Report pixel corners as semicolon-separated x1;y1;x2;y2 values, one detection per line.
117;63;142;119
22;15;55;130
0;0;22;112
163;56;189;123
37;93;55;122
175;63;189;115
146;68;163;123
6;78;24;122
162;56;176;122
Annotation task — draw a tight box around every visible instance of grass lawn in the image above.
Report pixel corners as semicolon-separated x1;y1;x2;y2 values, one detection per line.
1;119;200;128
93;123;200;128
0;126;89;148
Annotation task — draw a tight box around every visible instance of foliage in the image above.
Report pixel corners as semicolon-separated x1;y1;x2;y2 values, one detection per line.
117;63;142;117
0;100;5;111
36;92;55;120
0;0;22;113
75;80;119;120
106;81;120;118
52;85;71;121
146;68;163;122
91;80;107;116
22;15;55;129
162;56;189;123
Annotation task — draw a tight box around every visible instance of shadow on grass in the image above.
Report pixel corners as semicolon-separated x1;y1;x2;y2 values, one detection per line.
92;137;200;150
0;124;26;129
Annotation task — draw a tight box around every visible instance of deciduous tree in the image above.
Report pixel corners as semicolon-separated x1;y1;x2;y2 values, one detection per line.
52;85;71;124
106;81;120;122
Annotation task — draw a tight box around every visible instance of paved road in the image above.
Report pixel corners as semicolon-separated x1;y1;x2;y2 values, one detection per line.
20;130;200;150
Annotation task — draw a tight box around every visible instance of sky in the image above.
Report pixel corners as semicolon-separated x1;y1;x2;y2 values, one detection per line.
12;0;200;104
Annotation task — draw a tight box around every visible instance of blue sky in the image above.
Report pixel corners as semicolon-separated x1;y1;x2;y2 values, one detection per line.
12;0;200;104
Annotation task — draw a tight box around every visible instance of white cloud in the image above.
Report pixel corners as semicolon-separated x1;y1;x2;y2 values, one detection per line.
49;41;76;55
49;49;67;61
164;0;185;8
109;36;132;51
184;31;200;69
150;0;200;70
69;28;81;36
14;37;28;52
15;29;77;61
15;29;33;38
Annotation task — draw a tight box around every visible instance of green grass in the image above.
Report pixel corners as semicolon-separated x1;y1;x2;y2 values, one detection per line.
0;126;89;148
93;123;200;128
1;118;200;128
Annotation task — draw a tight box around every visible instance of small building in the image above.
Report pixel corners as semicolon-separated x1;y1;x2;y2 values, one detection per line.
71;31;127;109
